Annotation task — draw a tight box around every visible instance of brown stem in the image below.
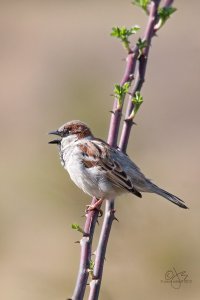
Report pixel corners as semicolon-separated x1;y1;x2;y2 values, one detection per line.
88;201;115;300
88;1;164;300
71;1;175;299
72;197;99;299
119;0;161;152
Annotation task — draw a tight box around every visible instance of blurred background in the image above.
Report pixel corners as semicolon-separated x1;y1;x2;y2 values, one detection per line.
0;1;199;299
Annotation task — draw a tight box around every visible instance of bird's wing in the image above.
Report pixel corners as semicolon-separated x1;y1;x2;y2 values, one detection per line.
79;139;142;198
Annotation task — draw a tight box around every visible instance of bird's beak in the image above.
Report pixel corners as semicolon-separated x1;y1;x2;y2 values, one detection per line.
48;130;61;144
48;130;60;136
48;139;61;144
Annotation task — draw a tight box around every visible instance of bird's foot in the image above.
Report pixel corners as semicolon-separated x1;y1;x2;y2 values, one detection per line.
85;199;104;217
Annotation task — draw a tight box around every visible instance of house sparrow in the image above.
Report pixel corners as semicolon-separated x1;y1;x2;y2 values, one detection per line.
49;120;188;209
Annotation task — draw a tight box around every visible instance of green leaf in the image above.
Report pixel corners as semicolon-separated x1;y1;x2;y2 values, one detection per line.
114;82;130;108
111;25;140;51
132;0;150;13
114;82;130;97
136;38;148;57
137;38;147;50
71;223;84;234
158;7;177;21
132;91;143;116
88;259;95;278
157;7;177;28
89;259;95;271
111;25;140;39
122;82;131;93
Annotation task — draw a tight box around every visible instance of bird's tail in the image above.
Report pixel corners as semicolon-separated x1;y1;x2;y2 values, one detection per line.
151;184;188;209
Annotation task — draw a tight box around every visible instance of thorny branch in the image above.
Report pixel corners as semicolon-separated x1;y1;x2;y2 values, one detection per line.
71;1;175;299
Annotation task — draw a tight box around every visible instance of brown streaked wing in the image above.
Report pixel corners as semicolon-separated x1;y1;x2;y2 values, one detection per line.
100;157;142;198
79;141;101;169
80;140;142;198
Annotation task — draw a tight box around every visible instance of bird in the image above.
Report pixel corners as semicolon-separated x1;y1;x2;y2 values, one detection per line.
49;120;188;210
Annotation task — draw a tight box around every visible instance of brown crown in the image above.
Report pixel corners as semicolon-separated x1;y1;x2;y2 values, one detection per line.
59;120;93;139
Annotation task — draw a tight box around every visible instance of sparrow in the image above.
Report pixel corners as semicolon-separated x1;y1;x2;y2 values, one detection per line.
49;120;188;210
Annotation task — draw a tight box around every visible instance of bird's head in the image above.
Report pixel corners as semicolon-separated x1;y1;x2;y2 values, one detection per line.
48;120;93;145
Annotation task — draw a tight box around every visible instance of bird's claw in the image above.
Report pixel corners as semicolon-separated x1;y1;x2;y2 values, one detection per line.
85;204;103;217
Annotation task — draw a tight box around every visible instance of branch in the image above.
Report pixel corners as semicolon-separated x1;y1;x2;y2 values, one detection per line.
71;197;99;299
71;1;176;299
88;1;165;299
88;201;115;300
107;51;138;148
119;0;161;152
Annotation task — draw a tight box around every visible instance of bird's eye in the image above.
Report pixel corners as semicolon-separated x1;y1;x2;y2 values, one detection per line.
62;128;71;136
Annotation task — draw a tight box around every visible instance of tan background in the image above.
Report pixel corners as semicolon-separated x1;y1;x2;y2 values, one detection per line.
0;1;199;299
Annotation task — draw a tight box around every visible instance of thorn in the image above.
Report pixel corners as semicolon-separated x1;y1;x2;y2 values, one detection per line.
124;118;137;125
111;209;119;222
114;216;119;222
83;232;90;238
91;276;100;281
109;109;123;117
74;240;80;244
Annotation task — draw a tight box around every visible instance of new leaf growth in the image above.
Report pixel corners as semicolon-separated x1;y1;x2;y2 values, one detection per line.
129;91;143;119
132;0;150;13
114;82;130;109
136;38;148;57
111;25;140;51
88;259;95;279
71;223;85;234
156;6;177;29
